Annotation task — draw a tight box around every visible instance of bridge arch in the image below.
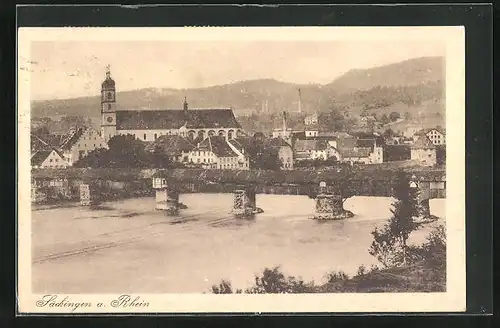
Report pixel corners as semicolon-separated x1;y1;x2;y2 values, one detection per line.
197;130;206;140
208;130;216;137
218;130;226;138
187;130;196;141
228;129;235;140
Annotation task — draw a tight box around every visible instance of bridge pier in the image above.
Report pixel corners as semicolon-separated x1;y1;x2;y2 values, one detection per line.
152;171;186;215
410;175;440;222
155;187;180;214
419;198;431;217
79;183;100;206
313;182;353;220
232;185;262;217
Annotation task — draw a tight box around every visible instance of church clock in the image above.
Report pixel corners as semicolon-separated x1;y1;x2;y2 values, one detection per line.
106;116;113;123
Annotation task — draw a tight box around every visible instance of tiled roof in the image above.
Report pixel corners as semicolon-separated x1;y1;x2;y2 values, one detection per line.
60;127;87;151
116;109;241;130
31;134;51;152
415;127;446;136
265;137;291;148
147;135;195;154
411;135;436;149
229;137;253;153
340;147;372;158
304;124;320;130
293;139;328;152
291;131;306;140
194;136;239;158
294;152;311;160
31;150;53;166
31;149;64;166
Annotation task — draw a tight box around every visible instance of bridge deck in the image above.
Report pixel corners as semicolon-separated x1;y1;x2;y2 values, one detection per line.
31;167;446;185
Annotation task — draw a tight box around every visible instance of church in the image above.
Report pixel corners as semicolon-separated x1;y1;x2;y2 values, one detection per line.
100;67;245;143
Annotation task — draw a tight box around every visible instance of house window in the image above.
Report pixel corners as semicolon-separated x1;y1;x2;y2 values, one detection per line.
108;104;111;110
49;159;53;162
154;133;157;140
144;134;147;140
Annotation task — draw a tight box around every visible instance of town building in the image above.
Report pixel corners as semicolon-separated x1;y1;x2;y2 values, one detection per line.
293;139;331;161
31;126;107;167
339;148;373;164
271;111;293;145
145;135;195;163
188;136;250;170
410;135;437;166
403;125;421;139
99;67;244;143
304;112;319;125
31;149;67;169
263;137;294;170
59;126;109;166
414;128;446;145
305;124;320;138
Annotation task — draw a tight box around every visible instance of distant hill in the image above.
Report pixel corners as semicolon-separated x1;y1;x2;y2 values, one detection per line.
31;56;445;123
326;56;444;93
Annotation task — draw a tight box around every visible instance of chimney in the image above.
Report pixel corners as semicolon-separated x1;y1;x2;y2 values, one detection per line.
282;111;287;132
298;88;302;113
183;97;188;111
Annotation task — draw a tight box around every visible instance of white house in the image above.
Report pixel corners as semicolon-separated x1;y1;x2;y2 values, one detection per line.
188;135;250;170
414;128;446;145
59;126;108;166
31;149;67;169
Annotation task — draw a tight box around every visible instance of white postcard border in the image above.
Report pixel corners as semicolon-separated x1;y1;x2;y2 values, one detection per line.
17;26;466;314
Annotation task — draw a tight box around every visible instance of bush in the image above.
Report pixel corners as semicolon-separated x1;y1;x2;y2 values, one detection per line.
211;279;235;294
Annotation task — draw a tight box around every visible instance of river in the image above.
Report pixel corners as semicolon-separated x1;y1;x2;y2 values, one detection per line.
31;194;445;293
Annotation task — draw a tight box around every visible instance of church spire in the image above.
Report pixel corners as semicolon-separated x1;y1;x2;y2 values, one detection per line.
105;64;111;79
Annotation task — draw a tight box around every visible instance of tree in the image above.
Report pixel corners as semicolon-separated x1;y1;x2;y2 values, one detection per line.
383;128;395;139
74;134;173;168
369;172;422;268
404;111;412;120
380;114;390;125
256;148;282;171
389;111;400;122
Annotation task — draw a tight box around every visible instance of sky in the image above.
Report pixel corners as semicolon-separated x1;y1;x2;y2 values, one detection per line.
27;40;445;101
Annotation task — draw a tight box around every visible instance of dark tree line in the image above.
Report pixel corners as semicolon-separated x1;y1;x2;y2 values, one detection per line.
74;135;177;169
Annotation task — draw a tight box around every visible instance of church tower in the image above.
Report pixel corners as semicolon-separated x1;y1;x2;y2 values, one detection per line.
100;65;117;142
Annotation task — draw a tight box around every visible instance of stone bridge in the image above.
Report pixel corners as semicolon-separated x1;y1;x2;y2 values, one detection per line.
30;168;446;220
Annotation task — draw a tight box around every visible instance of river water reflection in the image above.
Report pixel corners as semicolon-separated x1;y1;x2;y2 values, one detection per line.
32;194;445;293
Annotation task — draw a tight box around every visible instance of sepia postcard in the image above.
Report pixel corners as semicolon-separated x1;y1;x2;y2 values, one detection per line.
17;26;465;314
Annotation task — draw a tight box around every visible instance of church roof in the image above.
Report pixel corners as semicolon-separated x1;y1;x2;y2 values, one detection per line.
115;109;241;130
194;136;240;158
101;77;115;89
